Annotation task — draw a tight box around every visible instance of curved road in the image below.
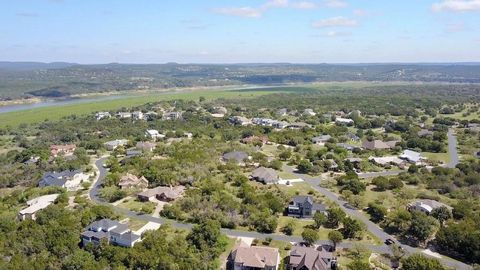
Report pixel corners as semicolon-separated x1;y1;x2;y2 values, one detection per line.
282;164;471;270
90;157;470;269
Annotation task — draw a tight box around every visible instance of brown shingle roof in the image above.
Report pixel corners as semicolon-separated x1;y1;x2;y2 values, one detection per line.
231;246;279;268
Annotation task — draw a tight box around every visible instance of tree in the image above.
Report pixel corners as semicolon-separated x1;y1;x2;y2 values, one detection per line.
328;230;343;251
347;260;371;270
301;228;319;246
282;220;295;236
279;150;292;161
367;202;387;223
341;178;366;195
401;254;447;270
313;212;327;229
372;176;389;191
431;206;452;226
187;219;226;256
326;207;346;228
408;211;439;244
297;159;313;174
342;217;363;239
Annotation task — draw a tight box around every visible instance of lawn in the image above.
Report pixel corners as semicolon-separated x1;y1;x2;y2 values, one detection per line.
422;151;451;164
0;89;274;127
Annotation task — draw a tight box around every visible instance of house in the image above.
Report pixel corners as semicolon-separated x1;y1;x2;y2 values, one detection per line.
222;151;249;164
24;155;40;165
286;246;337;270
104;139;129;151
95;111;111;121
230;116;252;126
408;199;452;215
126;150;142;158
132;111;144;120
400;150;425;164
144;111;158;121
312;135;332;145
369;156;405;167
335;118;354;125
163;111;182;120
346;133;361;142
288;196;326;218
229;245;280;270
117;112;132;119
38;170;89;191
250;167;279;184
136;141;156;152
303;109;316;116
145;129;165;141
336;143;356;151
214;106;228;115
272;121;289;129
362;140;397;150
81;219;141;248
241;136;269;145
50;144;76;157
417;129;434;137
18;194;59;221
118;173;149;190
288;122;310;129
137;185;185;202
277;108;288;116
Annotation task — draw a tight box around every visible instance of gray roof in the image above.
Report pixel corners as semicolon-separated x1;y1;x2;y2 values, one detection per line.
312;135;332;143
251;167;279;184
39;170;82;187
82;219;140;247
292;195;314;205
223;151;248;163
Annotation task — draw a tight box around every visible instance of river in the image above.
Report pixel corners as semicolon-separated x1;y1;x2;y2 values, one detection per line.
0;84;295;114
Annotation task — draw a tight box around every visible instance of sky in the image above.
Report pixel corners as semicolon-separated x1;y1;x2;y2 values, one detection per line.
1;0;480;63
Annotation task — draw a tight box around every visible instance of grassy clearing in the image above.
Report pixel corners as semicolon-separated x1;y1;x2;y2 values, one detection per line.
0;89;273;127
422;152;451;164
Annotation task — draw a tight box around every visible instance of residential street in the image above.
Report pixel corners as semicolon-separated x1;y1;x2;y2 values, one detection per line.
447;128;460;168
91;157;471;270
282;164;471;270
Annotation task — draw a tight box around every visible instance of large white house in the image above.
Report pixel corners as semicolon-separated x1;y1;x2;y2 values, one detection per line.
38;170;90;191
18;193;60;220
145;129;165;141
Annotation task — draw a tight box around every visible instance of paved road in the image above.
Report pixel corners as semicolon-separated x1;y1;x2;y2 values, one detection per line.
89;157;385;251
447;128;460;168
283;164;472;270
90;157;471;269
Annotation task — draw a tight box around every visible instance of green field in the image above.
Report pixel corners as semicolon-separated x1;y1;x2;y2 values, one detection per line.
0;89;273;127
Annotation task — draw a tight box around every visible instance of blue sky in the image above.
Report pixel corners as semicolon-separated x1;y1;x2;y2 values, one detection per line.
1;0;479;63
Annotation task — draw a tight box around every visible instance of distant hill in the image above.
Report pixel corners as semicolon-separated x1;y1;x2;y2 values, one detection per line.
1;62;480;99
0;61;78;71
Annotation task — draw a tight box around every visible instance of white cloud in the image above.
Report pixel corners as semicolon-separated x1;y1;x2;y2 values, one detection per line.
212;7;262;18
432;0;480;12
212;0;318;18
291;1;318;9
325;31;351;37
323;0;348;8
312;16;358;28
